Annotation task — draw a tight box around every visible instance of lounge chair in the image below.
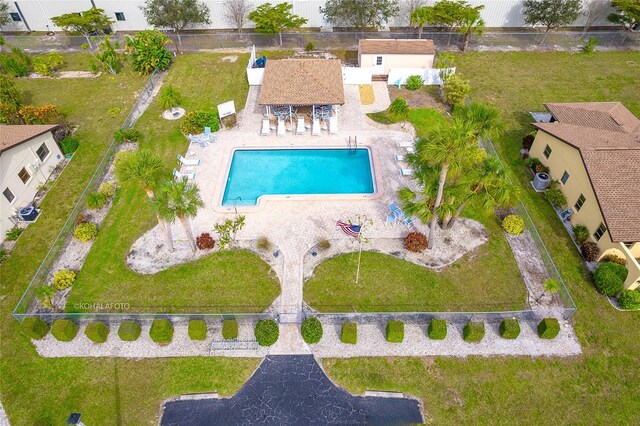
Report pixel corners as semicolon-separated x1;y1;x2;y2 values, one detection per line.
312;118;321;136
261;117;271;136
385;211;398;227
277;117;285;136
400;168;414;176
397;141;415;149
329;116;337;134
296;116;305;135
173;168;196;180
402;217;416;230
405;147;416;154
204;126;211;136
394;154;406;162
177;154;200;166
389;202;405;220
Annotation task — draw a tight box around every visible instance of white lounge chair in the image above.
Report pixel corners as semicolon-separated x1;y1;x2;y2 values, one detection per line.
329;116;337;134
397;141;415;149
173;168;196;180
400;168;414;176
261;117;271;136
296;116;305;135
312;118;321;136
177;154;200;166
394;154;406;162
405;147;416;154
277;117;285;136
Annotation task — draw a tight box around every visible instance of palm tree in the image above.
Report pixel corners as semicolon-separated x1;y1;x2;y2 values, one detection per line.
389;97;409;129
410;6;431;39
115;150;174;251
459;12;485;52
535;278;561;304
453;101;505;141
154;177;204;252
159;84;182;112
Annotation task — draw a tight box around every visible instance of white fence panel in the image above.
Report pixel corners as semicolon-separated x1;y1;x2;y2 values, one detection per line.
387;68;455;86
342;66;372;85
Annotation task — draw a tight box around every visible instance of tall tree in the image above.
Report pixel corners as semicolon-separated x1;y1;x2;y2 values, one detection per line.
453;101;505;141
153;177;204;252
248;2;307;46
389;97;409;128
410;6;432;38
458;5;485;51
0;74;23;124
0;1;12;29
50;7;113;49
320;0;400;31
401;0;427;27
522;0;583;44
608;0;640;38
224;0;254;35
141;0;211;53
115;150;174;251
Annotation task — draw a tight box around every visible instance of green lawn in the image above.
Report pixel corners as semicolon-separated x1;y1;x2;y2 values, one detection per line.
323;51;640;424
368;107;447;139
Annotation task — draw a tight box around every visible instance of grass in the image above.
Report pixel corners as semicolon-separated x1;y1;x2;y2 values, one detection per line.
323;51;640;424
367;107;447;138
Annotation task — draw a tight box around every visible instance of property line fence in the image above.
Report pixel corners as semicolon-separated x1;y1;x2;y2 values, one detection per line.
2;30;638;54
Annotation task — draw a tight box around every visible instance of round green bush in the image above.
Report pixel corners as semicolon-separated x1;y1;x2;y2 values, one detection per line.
386;321;404;343
537;318;560;339
428;319;447;340
21;317;49;340
594;262;628;296
618;289;640;310
60;136;79;155
86;191;107;209
180;111;220;135
51;319;79;342
405;74;424;90
53;269;76;290
73;223;98;242
85;321;109;343
301;317;323;344
254;319;279;346
222;319;238;340
118;320;141;341
188;319;207;340
150;319;174;344
572;225;590;245
341;322;357;344
99;182;117;197
499;319;521;339
502;215;525;235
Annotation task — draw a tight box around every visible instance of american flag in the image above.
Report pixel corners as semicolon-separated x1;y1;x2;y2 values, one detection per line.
337;220;361;238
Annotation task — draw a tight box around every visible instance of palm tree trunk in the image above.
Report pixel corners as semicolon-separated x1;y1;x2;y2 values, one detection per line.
279;30;283;46
158;216;174;251
179;215;197;252
447;201;467;229
463;31;471;52
418;26;423;39
429;163;449;247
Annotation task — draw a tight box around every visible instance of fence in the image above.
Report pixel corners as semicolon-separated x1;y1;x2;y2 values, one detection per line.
302;309;546;324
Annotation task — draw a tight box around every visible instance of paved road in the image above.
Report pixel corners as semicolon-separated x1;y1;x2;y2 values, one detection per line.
161;355;422;425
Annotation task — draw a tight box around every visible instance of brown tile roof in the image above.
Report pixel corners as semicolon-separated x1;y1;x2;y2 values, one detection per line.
258;59;345;106
0;124;59;153
533;102;640;242
358;39;436;55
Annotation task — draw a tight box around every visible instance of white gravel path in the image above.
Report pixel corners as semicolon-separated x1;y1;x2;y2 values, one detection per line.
0;401;9;426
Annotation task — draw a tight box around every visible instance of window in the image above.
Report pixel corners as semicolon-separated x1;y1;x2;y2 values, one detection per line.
543;144;552;159
574;194;586;211
10;12;21;22
36;143;50;161
376;56;383;66
3;188;15;203
624;242;634;248
594;223;607;241
18;167;30;184
561;171;570;185
115;12;126;21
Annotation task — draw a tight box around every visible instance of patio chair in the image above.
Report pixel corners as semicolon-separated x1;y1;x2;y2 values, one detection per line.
329;116;337;134
204;127;211;136
208;133;218;143
261;117;271;136
405;147;416;154
173;168;197;180
177;154;200;166
312;118;321;136
389;202;405;220
394;154;406;162
385;211;399;227
402;217;416;231
296;116;305;135
400;168;415;176
397;141;415;149
277;117;285;136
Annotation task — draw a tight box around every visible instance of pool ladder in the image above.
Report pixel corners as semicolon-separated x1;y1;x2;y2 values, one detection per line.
348;136;357;153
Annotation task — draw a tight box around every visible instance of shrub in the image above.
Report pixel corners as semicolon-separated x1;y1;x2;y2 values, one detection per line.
535;163;549;174
522;134;535;150
582;36;601;53
301;317;323;344
442;73;471;107
118;320;141;341
150;319;174;344
114;128;143;144
341;322;357;344
0;46;31;77
572;225;590;245
51;319;78;342
32;52;64;76
544;187;567;207
404;232;428;252
318;239;331;250
180;111;220;135
386;321;404;343
255;319;279;346
5;226;23;241
188;319;207;340
86;191;107;209
53;269;76;290
222;319;239;340
594;262;628;296
19;104;63;125
524;156;541;170
406;74;424;90
159;85;182;110
196;232;215;250
73;223;98;242
428;319;447;340
126;30;172;75
600;253;626;266
499;319;521;339
619;289;640;310
0;249;7;264
463;321;485;343
85;321;109;343
256;236;272;251
99;182;117;198
305;42;315;52
537;318;560;339
59;136;79;155
21;317;49;340
114;150;132;167
581;241;600;261
502;215;525;235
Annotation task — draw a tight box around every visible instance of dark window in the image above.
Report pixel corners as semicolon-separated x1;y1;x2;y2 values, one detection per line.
561;171;569;185
36;143;50;161
624;242;634;248
115;12;126;21
543;144;552;159
594;223;607;241
376;56;383;65
18;167;30;184
3;188;15;203
10;12;21;22
574;194;586;211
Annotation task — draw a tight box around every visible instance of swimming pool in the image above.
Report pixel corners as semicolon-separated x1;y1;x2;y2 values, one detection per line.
222;148;375;206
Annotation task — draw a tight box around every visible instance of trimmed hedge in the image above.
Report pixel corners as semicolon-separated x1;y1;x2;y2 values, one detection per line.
618;289;640;310
594;262;628;296
51;319;79;342
222;319;238;340
150;319;174;344
301;317;323;344
255;319;279;346
21;317;49;340
499;319;521;339
386;321;404;343
341;322;357;344
428;319;447;340
85;321;109;343
537;318;560;339
463;321;485;343
188;320;207;340
118;320;141;341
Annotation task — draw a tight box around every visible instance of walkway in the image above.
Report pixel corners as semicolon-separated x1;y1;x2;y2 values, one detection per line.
160;355;423;425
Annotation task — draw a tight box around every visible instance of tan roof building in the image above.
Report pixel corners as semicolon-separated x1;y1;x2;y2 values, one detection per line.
357;39;436;78
1;124;59;153
358;39;436;55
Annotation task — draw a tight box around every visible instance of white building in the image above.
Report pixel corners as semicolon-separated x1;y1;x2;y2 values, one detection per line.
0;124;63;243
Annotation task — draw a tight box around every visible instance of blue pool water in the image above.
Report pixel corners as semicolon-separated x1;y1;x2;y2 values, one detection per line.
222;149;374;206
